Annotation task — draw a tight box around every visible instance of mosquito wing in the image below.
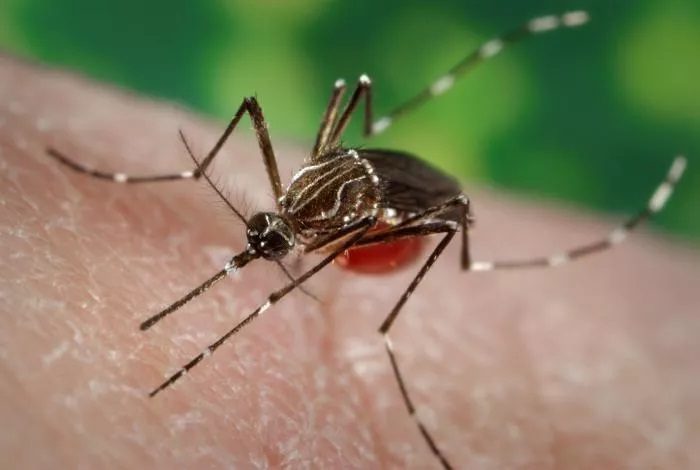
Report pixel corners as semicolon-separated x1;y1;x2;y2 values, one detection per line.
360;149;463;219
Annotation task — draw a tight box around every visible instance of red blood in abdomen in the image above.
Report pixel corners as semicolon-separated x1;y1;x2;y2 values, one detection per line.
335;223;424;274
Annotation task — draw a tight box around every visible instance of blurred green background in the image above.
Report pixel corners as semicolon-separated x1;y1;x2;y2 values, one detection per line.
1;0;698;239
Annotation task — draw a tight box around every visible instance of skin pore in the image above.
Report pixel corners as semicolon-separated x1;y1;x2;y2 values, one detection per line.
1;55;699;468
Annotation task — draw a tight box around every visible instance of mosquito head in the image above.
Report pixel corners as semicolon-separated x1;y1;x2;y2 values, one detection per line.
246;212;295;260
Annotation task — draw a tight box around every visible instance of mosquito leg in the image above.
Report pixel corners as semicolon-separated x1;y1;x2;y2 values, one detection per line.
47;97;285;203
328;189;474;267
149;216;375;397
46;147;199;183
180;96;285;205
312;79;347;159
351;221;456;248
46;99;250;184
328;74;374;145
393;194;471;230
467;156;686;272
335;194;469;251
378;230;457;470
384;334;453;470
243;97;284;202
460;200;473;269
325;220;458;467
367;10;590;137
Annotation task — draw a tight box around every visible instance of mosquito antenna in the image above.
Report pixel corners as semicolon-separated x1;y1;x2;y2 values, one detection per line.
178;130;249;227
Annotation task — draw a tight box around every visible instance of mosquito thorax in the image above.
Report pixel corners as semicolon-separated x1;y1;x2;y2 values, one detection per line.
280;149;381;233
245;212;295;260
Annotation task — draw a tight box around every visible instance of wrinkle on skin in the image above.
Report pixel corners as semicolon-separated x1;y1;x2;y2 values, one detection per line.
1;55;699;468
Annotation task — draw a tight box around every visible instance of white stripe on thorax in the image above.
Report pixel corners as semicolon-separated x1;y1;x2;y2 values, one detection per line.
288;157;355;212
288;159;358;214
306;175;368;221
289;157;339;184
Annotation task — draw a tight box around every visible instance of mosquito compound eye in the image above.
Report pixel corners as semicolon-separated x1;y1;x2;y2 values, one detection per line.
246;212;294;260
260;229;292;259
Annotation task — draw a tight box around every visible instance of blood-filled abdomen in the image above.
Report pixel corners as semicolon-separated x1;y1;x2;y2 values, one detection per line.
335;222;424;274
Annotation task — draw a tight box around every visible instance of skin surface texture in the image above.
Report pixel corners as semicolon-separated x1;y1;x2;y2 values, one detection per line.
1;55;699;469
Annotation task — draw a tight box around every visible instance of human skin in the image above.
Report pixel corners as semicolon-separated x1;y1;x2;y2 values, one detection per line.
1;55;699;469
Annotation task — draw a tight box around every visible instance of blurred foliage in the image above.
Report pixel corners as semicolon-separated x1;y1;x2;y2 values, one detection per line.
1;0;698;239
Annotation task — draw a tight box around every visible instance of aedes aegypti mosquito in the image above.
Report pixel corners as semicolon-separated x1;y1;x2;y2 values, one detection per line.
47;10;687;469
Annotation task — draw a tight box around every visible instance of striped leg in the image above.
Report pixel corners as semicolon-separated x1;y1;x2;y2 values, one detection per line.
369;10;590;136
344;212;469;469
312;79;347;159
47;97;285;203
310;12;591;150
378;230;458;470
335;219;461;468
323;74;374;148
468;156;687;271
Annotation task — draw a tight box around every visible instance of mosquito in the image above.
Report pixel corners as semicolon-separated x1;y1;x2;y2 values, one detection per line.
46;10;687;469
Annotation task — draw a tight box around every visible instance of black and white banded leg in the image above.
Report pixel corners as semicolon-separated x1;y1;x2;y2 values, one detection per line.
329;74;374;144
334;218;463;468
47;96;285;204
148;216;376;397
367;10;590;137
467;156;687;271
311;11;590;150
312;78;347;159
349;155;683;468
310;74;374;159
376;227;459;470
347;199;472;469
367;158;686;273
